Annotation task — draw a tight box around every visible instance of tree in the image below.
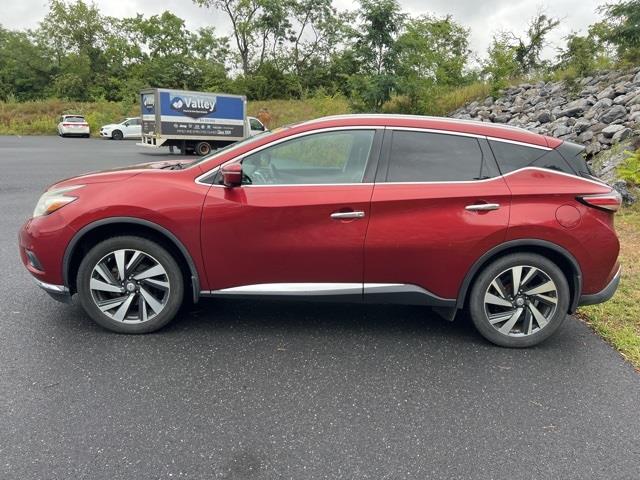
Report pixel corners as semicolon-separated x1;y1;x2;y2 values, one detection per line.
194;0;288;75
348;0;405;111
558;32;605;76
483;33;520;96
393;15;471;113
0;27;55;100
598;0;640;62
508;12;560;74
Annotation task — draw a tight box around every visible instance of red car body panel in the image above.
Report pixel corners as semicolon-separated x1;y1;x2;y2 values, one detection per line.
18;114;621;312
364;177;511;299
201;184;373;289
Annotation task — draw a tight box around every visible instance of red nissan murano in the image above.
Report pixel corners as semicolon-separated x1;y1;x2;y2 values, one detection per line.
19;115;621;347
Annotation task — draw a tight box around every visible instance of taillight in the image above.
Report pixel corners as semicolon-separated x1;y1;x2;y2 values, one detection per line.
578;190;622;212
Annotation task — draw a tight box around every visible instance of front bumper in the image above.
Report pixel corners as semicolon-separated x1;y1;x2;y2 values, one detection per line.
578;266;622;307
100;129;111;137
34;279;72;304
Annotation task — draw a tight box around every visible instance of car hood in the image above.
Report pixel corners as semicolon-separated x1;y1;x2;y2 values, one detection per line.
100;124;120;130
50;160;190;188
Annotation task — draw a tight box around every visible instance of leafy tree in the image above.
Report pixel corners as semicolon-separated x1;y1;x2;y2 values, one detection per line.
348;0;405;111
194;0;287;75
507;12;560;74
558;32;604;76
393;15;471;112
598;0;640;62
483;34;521;96
0;27;55;100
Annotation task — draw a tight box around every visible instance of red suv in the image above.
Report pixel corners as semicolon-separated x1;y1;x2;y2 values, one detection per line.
19;115;621;347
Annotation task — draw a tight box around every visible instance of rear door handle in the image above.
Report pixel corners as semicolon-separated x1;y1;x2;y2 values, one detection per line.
331;211;366;219
465;203;500;211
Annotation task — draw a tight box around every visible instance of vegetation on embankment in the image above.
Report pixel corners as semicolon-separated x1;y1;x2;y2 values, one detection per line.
0;94;352;136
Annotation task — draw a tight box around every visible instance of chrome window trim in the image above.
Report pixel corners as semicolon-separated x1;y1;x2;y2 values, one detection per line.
486;136;552;151
194;126;383;186
194;123;604;188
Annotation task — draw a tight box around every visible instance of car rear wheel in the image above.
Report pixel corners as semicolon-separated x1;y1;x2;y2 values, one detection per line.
111;130;123;140
469;253;570;347
76;236;184;333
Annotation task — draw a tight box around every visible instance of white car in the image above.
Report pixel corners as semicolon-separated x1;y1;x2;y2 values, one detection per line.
248;116;266;136
100;117;142;140
57;115;90;138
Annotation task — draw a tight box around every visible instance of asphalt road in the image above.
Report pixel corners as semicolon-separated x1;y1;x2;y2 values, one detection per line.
1;135;639;479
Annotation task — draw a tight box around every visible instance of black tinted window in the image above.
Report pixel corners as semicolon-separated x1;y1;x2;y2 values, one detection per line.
489;140;575;174
387;131;490;182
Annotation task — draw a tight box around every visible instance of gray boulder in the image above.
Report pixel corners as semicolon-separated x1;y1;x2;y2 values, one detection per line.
612;127;633;143
596;86;616;100
599;105;628;123
592;98;613;110
536;110;554;123
601;124;625;138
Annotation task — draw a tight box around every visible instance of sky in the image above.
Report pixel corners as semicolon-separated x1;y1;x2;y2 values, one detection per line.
1;0;606;60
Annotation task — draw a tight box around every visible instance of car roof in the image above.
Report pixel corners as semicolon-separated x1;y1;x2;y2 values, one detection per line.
294;114;561;148
62;114;85;118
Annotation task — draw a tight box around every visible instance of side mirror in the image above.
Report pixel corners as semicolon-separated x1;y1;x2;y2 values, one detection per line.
124;122;130;127
221;163;243;187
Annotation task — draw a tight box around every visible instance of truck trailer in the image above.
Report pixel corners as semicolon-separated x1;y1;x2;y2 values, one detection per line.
137;88;266;155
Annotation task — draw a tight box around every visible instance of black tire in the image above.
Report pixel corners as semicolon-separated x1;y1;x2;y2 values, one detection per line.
468;253;570;348
76;236;184;334
195;141;212;156
111;130;123;140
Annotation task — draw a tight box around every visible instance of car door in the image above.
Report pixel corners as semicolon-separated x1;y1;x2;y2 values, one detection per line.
364;128;511;303
200;128;382;295
127;118;141;138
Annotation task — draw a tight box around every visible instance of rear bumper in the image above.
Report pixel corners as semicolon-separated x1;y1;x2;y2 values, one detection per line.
578;266;621;307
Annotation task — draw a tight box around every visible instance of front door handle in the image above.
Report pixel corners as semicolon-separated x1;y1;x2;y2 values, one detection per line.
331;211;366;219
465;203;500;211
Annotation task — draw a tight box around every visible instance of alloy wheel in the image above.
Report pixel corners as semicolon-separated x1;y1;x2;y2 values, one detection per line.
483;265;558;337
89;249;170;323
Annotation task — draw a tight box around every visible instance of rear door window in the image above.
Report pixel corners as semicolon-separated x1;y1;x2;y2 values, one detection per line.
489;140;576;175
386;130;496;182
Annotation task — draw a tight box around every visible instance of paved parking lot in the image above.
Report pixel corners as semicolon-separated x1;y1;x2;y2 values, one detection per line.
1;135;639;479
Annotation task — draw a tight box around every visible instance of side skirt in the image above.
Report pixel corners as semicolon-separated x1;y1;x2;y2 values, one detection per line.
200;283;457;314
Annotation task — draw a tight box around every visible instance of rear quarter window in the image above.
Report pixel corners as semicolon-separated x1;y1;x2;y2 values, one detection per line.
387;131;497;182
489;140;576;175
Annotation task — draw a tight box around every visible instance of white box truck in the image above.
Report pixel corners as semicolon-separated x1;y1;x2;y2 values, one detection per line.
137;88;266;155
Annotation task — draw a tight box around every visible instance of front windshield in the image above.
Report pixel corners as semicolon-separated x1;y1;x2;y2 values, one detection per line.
185;127;290;168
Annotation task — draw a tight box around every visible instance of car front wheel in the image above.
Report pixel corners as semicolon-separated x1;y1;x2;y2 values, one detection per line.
469;253;570;347
76;236;184;333
111;130;123;140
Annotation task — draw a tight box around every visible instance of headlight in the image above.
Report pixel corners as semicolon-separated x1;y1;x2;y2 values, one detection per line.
33;185;84;218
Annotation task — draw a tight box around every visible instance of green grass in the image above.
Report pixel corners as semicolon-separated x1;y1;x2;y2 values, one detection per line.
578;200;640;369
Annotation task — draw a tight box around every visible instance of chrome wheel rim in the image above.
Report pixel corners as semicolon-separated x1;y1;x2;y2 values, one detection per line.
89;249;170;323
484;265;558;337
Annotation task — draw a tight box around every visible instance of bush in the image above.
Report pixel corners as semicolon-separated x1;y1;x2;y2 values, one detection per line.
618;148;640;186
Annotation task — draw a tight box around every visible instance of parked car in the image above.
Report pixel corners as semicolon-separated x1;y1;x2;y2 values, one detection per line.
57;115;90;138
100;117;142;140
19;115;621;347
